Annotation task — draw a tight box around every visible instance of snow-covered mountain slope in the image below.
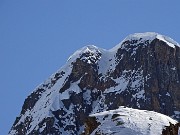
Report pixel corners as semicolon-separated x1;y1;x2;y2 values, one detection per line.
85;106;178;135
9;32;180;135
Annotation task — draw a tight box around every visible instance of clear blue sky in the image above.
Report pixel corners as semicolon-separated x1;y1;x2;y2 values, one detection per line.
0;0;180;134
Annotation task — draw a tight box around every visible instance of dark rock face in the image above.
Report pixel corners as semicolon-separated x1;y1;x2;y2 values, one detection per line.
110;38;180;115
83;117;100;135
9;33;180;135
162;123;180;135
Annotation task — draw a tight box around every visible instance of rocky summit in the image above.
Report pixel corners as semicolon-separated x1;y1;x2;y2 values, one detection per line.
9;32;180;135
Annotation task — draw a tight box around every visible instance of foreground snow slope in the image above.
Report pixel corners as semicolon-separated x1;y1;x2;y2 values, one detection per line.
89;107;178;135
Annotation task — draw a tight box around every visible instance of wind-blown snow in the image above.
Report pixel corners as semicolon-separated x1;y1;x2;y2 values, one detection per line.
90;107;178;135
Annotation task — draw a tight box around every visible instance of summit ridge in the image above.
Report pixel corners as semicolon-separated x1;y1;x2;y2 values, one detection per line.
111;32;179;51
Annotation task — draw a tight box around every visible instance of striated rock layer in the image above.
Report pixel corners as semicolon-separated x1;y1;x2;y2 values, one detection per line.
9;32;180;135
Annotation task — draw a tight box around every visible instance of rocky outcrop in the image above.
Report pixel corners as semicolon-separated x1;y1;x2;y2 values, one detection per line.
162;123;180;135
83;117;100;135
9;33;180;135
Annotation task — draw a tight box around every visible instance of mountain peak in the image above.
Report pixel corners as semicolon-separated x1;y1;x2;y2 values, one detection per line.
9;32;180;135
125;32;158;41
110;32;180;51
67;45;101;62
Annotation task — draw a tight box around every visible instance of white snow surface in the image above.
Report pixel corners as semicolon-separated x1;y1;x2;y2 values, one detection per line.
90;106;178;135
